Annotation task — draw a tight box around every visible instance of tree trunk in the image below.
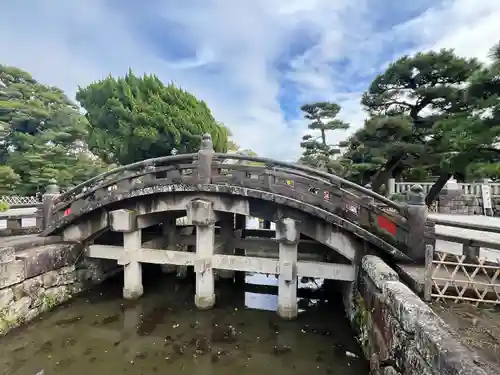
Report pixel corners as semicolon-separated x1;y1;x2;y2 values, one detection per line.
425;172;452;206
320;129;326;146
371;152;404;192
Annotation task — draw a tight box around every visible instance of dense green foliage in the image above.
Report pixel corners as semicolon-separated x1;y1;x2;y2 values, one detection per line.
0;67;231;197
76;71;230;165
0;65;108;195
298;42;500;202
299;102;349;173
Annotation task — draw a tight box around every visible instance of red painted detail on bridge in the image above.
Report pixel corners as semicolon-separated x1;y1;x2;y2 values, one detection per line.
377;215;396;236
64;208;72;217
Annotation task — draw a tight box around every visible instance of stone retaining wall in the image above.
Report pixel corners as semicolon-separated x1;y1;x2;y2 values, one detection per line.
344;255;493;375
0;242;117;335
437;194;500;215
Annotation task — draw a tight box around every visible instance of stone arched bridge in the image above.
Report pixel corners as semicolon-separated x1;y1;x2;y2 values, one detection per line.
36;134;430;319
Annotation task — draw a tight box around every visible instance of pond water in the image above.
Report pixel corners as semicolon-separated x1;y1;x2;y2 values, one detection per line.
0;267;368;375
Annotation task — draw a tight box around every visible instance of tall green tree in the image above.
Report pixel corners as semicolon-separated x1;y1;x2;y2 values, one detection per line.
361;49;481;193
0;64;108;195
299;102;349;173
340;116;426;186
76;70;230;165
434;41;500;183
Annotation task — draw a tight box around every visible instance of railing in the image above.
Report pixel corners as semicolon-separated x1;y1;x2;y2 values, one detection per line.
389;179;500;197
424;223;500;306
38;134;432;261
0;195;42;208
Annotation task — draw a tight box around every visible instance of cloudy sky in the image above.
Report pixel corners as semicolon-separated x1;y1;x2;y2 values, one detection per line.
1;0;499;160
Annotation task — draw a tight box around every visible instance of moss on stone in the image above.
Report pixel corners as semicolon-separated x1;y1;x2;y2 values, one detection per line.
40;293;59;312
352;293;374;354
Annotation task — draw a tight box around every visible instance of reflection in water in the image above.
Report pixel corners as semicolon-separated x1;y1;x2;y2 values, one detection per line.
0;267;368;375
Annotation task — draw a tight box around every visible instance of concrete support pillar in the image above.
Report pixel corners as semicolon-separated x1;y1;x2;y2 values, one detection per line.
123;229;143;300
218;212;235;279
110;209;143;300
276;218;299;320
187;199;217;310
161;217;177;274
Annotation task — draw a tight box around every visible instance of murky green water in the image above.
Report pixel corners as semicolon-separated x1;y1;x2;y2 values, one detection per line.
0;267;368;375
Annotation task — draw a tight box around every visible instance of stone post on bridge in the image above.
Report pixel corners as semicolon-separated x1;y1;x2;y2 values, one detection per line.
195;133;215;185
188;199;217;310
276;217;299;320
42;179;61;230
109;209;144;300
406;184;429;262
359;183;375;229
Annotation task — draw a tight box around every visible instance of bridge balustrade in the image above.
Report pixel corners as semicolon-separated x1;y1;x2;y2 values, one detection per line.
29;134;430;262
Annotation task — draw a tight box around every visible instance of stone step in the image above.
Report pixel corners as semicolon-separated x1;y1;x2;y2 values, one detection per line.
1;242;83;289
0;235;67;265
15;243;83;281
0;234;65;253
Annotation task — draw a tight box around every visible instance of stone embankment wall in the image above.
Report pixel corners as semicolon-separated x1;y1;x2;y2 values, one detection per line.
344;255;493;375
438;194;500;216
0;239;117;335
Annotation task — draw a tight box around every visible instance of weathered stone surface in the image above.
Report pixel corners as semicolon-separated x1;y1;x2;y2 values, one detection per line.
401;342;434;375
362;255;399;290
381;280;433;333
42;270;60;288
414;315;489;375
22;276;43;299
383;365;401;375
17;243;81;279
9;296;31;318
0;248;15;264
0;234;63;253
0;288;14;308
346;255;495;375
0;260;25;288
0;243;118;336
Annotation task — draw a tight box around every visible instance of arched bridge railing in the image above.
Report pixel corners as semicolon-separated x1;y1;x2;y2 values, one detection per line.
41;134;429;262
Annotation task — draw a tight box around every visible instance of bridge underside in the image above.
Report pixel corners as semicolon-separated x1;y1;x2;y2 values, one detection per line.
46;192;377;319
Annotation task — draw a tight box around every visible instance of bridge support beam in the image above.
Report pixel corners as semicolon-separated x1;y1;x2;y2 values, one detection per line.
188;199;218;310
218;212;235;279
276;218;299;320
160;217;177;274
109;209;144;300
123;229;144;300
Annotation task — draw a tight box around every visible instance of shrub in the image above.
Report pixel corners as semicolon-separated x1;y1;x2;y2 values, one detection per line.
0;201;8;212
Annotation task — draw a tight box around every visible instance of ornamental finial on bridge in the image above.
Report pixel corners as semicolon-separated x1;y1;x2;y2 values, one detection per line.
201;133;213;151
45;178;60;195
407;184;425;205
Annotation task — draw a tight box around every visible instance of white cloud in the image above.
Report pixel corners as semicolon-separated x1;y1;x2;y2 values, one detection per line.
0;0;499;162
